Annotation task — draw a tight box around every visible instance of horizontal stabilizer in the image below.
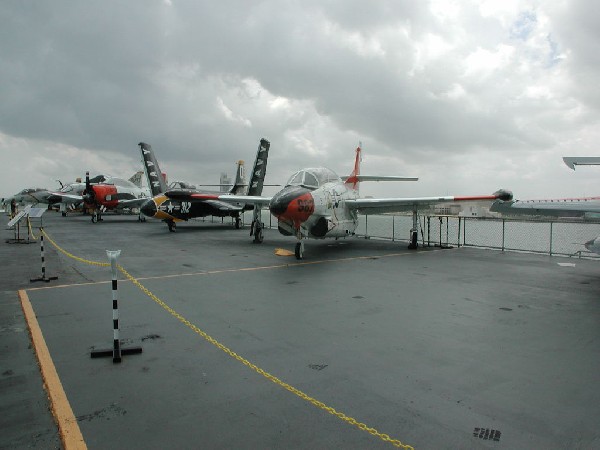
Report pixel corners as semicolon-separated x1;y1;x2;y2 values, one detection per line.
341;175;418;182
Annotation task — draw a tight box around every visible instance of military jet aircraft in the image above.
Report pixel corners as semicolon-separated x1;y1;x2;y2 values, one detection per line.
491;156;600;254
199;144;512;259
139;139;271;237
2;187;52;208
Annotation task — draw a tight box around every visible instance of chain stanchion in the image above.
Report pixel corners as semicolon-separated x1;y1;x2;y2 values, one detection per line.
90;250;142;363
30;228;58;283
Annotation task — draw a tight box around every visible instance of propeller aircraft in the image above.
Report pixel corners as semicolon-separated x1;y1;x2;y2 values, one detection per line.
49;172;151;222
139;138;271;237
198;144;513;259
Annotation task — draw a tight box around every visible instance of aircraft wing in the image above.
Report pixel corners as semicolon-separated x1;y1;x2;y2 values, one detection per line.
47;192;84;202
48;192;83;204
202;199;245;211
340;175;419;182
346;190;512;214
563;157;600;170
114;197;152;208
192;194;273;206
490;197;600;218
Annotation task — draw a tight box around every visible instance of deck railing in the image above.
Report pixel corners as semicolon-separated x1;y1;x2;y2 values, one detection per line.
225;211;600;260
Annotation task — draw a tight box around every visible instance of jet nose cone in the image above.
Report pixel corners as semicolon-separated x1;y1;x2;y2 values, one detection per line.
141;199;157;217
270;191;290;217
269;186;315;222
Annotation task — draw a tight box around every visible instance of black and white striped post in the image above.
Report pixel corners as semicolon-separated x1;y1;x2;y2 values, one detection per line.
108;250;122;362
30;228;58;283
91;250;142;363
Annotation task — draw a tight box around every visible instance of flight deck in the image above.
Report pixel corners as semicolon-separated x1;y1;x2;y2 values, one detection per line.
2;212;599;449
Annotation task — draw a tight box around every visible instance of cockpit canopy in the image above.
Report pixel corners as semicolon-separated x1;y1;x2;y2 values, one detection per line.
18;188;46;194
285;168;341;190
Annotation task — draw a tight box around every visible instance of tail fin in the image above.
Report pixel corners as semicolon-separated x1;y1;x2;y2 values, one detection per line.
245;138;270;196
128;171;144;188
344;144;362;191
229;160;247;195
139;142;168;196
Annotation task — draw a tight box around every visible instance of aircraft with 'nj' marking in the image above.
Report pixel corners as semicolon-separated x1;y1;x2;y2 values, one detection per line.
193;144;513;259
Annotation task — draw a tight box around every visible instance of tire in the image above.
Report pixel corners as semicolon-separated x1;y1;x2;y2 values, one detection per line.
295;242;303;260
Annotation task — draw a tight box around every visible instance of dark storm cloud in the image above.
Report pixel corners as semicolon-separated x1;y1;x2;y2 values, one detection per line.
1;1;599;198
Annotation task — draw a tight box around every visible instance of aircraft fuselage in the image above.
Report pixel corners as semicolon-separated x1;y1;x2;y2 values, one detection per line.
270;181;359;239
141;194;241;222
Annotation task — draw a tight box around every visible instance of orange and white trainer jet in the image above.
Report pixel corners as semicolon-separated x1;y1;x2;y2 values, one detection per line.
197;144;512;259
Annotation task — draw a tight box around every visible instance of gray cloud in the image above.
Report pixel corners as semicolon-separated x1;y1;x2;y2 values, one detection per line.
1;0;599;200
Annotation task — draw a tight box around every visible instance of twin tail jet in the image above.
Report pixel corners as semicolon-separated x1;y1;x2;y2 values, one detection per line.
139;139;271;239
195;144;513;259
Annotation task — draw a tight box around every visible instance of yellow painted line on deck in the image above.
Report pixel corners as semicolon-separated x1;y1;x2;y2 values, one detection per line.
19;290;87;450
28;247;448;291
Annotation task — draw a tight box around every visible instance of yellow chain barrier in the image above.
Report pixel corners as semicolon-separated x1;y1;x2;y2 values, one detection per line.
40;229;414;449
28;219;37;240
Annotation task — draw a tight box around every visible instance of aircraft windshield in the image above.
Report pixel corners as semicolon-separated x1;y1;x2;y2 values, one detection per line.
285;168;340;189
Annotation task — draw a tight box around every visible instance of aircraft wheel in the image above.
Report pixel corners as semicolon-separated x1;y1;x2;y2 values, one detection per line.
61;212;67;217
253;224;264;243
235;217;241;229
91;213;97;223
408;231;418;249
167;221;176;232
295;242;304;260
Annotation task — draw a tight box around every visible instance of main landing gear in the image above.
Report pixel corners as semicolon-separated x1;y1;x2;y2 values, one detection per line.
250;208;264;243
91;211;103;223
408;209;419;249
235;216;241;229
294;241;304;260
167;219;176;232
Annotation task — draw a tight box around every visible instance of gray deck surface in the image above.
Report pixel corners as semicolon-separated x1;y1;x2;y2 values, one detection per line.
2;211;599;449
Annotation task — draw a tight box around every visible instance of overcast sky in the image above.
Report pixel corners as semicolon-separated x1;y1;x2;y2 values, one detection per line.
1;0;599;200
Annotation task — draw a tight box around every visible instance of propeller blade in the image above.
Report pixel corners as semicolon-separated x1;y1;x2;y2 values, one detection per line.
83;171;96;206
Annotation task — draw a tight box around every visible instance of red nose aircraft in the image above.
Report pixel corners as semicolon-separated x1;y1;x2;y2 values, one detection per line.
195;144;512;259
51;172;151;222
